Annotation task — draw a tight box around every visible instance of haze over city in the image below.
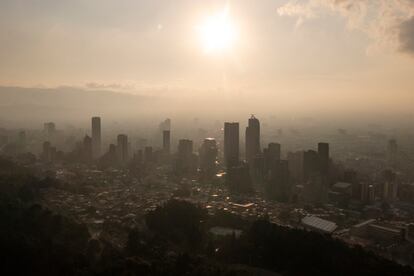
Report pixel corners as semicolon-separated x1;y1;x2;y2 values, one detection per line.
1;0;414;123
1;1;414;276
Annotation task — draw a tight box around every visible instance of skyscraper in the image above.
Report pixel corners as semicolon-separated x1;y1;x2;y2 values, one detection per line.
287;150;304;183
318;142;329;175
117;134;128;164
91;117;101;159
224;122;239;167
245;115;260;163
175;139;197;175
83;135;92;163
199;138;218;178
263;143;281;176
267;160;290;202
42;141;51;162
304;150;319;181
226;163;253;195
163;130;171;155
44;122;56;137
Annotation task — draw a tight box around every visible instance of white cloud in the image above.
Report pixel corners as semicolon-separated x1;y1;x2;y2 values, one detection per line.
277;0;414;56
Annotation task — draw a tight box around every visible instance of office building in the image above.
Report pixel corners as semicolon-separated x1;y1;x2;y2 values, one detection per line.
117;134;128;164
318;142;329;175
264;143;281;174
44;122;56;136
304;150;319;181
91;117;101;159
175;139;197;175
267;160;290;202
224;122;239;167
83;135;92;162
199;138;218;178
245;115;260;163
163;130;171;155
226;163;253;194
42;141;51;162
287;151;304;183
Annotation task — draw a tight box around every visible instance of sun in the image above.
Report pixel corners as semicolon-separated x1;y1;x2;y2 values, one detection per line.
197;7;238;53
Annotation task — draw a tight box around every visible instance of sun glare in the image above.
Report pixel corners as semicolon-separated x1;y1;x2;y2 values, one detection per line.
197;7;238;53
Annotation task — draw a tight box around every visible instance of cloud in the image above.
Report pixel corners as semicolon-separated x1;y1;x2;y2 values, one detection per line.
399;16;414;55
277;0;414;56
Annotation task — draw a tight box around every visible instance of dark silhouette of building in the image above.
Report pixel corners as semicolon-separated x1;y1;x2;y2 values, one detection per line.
159;118;171;132
41;141;57;162
224;122;239;168
267;160;290;202
91;117;101;159
318;142;329;175
264;143;281;174
42;141;51;162
163;130;171;155
83;135;92;163
245;115;260;163
226;163;253;194
199;138;218;179
287;150;304;183
178;139;193;156
108;143;117;164
175;139;197;175
304;150;319;181
251;154;265;183
117;134;128;164
44;122;56;136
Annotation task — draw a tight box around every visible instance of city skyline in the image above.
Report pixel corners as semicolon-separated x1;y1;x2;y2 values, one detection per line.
1;2;414;275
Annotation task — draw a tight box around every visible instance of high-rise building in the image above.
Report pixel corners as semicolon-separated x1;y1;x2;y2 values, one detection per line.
199;138;218;178
304;150;319;181
287;151;304;183
42;141;51;162
226;163;253;194
91;117;101;159
163;130;171;155
318;142;329;175
159;118;171;131
44;122;56;136
245;115;260;163
267;160;290;202
83;135;92;162
178;139;193;156
108;143;117;164
117;134;128;164
224;122;239;167
175;139;197;175
264;143;281;173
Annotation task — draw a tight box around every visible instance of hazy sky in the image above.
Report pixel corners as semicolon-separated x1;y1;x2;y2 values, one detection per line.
1;0;414;114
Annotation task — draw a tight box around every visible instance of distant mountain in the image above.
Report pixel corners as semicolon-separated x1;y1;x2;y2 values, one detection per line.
0;86;153;125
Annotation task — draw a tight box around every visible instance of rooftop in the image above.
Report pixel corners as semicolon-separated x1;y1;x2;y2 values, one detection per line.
302;216;338;233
